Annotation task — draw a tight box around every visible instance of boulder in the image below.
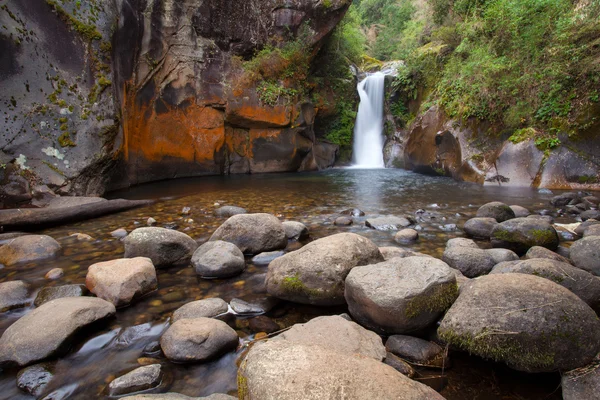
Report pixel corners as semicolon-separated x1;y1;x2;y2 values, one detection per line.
341;208;365;217
345;257;458;334
463;218;498;239
442;246;496;278
108;364;163;396
282;221;309;240
525;246;572;264
584;225;600;237
561;357;600;400
334;216;353;226
385;335;448;368
191;241;245;279
581;210;600;221
266;233;383;305
378;247;431;261
476;202;515;222
171;298;229;323
34;284;90;307
237;340;445;400
383;352;415;377
210;213;287;254
550;193;580;207
570;236;600;276
0;235;61;266
445;238;479;249
491;218;559;254
124;228;198;268
86;258;157;308
490;259;600;312
394;229;419;244
17;363;54;397
510;205;531;218
230;298;266;315
366;216;412;231
160;318;238;363
0;280;30;312
486;248;519;264
274;315;386;360
0;297;116;367
251;251;284;265
575;219;600;236
214;206;247;217
438;274;600;373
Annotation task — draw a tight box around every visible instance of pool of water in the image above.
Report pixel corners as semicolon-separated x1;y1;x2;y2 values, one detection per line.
0;168;573;399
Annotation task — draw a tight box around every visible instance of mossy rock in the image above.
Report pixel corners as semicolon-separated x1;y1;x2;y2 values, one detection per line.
491;217;559;255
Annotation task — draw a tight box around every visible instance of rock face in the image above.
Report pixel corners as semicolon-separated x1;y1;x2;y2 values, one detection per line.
266;233;383;305
124;228;198;268
438;274;600;373
345;257;458;334
476;202;516;222
86;258;157;307
570;236;600;276
192;241;245;278
491;217;559;254
160;318;238;363
108;364;163;396
210;214;287;254
171;298;229;323
274;315;386;360
0;280;30;312
483;140;545;187
238;340;444;400
0;297;116;367
0;235;61;265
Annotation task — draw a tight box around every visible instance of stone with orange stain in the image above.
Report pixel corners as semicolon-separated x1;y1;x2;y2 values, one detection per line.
226;91;291;129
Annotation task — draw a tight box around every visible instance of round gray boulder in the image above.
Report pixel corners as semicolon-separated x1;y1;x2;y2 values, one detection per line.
525;246;572;264
575;219;599;236
491;217;559;254
584;224;600;237
282;221;309;240
510;205;531;218
191;241;245;279
438;273;600;373
266;233;383;306
209;213;286;254
0;280;30;312
214;206;247;217
464;217;498;239
108;364;163;396
124;228;198;268
0;235;61;266
442;246;496;278
394;229;419;244
34;284;89;307
172;298;229;323
476;201;515;222
160;318;238;363
486;248;519;264
445;238;479;249
345;257;458;334
570;236;600;276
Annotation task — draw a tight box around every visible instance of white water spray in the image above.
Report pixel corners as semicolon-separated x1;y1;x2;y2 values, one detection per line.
352;72;386;168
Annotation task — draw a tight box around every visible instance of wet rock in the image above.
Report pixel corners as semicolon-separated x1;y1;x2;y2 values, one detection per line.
386;335;448;368
282;221;309;240
108;364;163;396
251;251;284;265
334;216;353;226
0;280;30;312
143;341;162;355
550;193;580;207
575;219;600;236
486;248;519;264
266;233;383;306
214;206;248;217
0;297;116;367
463;217;498;239
438;274;600;373
147;217;157;226
528;214;555;224
0;232;28;243
160;318;239;363
366;216;412;231
439;223;458;232
445;238;479;249
34;284;89;307
275;315;386;360
210;213;287;254
510;205;531;218
580;210;600;221
491;217;559;254
584;225;600;237
570;236;600;276
378;247;431;261
476;202;515;222
45;268;64;280
248;316;280;334
394;229;419;244
0;235;61;266
17;363;54;397
238;340;445;400
341;208;365;217
230;298;265;315
442;246;496;278
192;241;245;279
111;228;128;239
345;257;458;334
70;233;94;241
384;352;416;378
525;246;572;264
490;259;600;312
561;357;600;400
86;258;157;308
124;228;198;268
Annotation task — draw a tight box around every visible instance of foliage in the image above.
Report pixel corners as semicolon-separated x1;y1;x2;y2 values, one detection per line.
257;81;298;107
323;100;357;146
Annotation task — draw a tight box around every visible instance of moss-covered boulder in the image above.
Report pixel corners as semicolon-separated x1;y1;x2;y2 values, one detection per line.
344;257;458;334
438;274;600;373
266;233;383;306
476;202;516;222
491;217;559;254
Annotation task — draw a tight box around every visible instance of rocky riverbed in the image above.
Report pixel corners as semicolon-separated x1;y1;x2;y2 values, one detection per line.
0;169;598;399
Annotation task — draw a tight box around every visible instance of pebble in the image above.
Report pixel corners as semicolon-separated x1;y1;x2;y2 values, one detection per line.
110;228;128;239
45;268;64;280
147;217;157;226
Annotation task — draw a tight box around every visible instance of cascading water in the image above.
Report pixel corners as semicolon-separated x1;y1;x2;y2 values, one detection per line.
352;71;386;168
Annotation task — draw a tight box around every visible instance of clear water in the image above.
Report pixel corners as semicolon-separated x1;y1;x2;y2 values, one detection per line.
353;73;386;168
0;169;571;399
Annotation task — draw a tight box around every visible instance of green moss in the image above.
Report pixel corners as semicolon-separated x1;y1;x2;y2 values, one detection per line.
58;132;76;147
493;229;518;242
530;229;555;244
237;363;249;400
281;273;326;299
405;282;458;319
43;161;66;176
58;117;68;123
59;123;68;131
46;0;102;41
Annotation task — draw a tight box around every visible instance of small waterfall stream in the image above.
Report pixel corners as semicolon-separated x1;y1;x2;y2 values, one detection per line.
352;72;386;168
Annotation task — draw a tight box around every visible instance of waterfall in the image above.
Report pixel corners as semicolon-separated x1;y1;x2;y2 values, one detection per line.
352;72;386;168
